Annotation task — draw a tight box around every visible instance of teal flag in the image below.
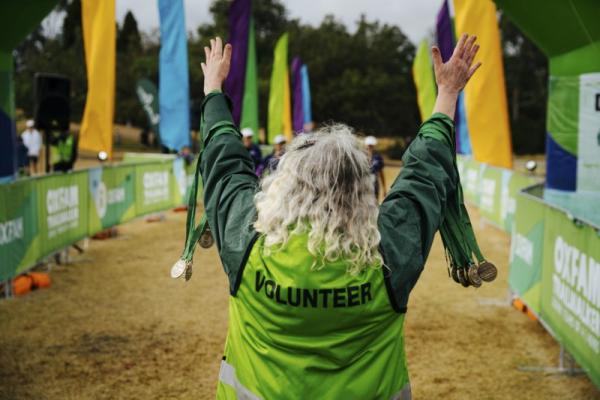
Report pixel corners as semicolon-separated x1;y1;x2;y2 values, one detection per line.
136;78;160;137
158;0;190;151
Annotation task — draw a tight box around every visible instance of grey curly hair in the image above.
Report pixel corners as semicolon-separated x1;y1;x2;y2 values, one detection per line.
254;124;382;275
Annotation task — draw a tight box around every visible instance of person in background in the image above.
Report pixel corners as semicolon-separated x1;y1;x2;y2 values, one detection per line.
50;121;78;173
365;135;387;201
241;128;262;174
179;146;195;166
16;135;30;176
21;119;42;175
260;134;286;176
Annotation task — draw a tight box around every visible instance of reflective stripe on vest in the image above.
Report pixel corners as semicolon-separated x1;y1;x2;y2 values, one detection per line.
219;360;262;400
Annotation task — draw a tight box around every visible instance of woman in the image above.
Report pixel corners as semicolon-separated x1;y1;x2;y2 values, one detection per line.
196;34;481;399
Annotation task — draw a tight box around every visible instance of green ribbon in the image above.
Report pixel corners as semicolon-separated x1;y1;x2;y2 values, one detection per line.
179;110;210;264
439;156;486;273
178;93;236;265
180;160;208;262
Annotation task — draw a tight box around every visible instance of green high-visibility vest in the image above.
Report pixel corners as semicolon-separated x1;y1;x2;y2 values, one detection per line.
216;234;410;399
51;135;73;164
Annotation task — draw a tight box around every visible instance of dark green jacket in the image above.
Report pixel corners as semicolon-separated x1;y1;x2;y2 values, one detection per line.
200;92;457;313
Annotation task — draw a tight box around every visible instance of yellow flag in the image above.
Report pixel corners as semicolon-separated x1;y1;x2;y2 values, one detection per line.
454;0;512;169
79;0;116;158
268;33;292;143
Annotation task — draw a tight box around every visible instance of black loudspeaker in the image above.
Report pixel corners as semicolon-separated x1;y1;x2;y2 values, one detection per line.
34;73;70;131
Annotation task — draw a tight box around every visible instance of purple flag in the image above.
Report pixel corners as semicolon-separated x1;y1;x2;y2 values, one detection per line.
436;0;472;154
224;0;251;124
291;57;304;133
436;0;454;62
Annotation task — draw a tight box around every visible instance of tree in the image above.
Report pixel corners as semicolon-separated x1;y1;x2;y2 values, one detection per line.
115;11;145;125
60;0;82;49
500;16;548;154
117;11;142;54
14;0;86;120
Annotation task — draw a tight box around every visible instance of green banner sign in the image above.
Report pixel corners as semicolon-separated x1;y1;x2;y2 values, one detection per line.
134;162;174;215
478;166;503;227
0;157;197;282
172;158;188;206
183;157;199;205
503;173;538;232
540;207;600;387
509;191;546;314
462;158;484;207
457;155;540;234
0;180;39;281
38;171;89;256
88;166;136;235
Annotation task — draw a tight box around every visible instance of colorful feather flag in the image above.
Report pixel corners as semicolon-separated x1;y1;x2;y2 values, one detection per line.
268;33;292;143
79;0;116;158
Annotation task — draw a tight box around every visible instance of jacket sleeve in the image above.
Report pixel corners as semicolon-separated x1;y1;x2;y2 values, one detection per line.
199;92;259;294
378;113;458;312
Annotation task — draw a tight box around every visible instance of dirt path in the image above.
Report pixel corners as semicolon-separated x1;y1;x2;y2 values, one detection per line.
0;167;598;399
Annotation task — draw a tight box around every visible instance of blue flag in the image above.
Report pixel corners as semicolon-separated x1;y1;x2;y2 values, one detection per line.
158;0;190;151
300;64;312;125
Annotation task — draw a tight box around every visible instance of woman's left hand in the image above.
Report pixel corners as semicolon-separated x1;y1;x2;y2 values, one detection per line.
201;37;232;95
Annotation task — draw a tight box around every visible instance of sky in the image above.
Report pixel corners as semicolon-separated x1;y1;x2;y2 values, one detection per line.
115;0;442;44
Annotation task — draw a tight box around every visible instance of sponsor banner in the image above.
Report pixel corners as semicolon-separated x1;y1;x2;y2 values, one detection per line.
462;158;483;206
456;155;466;179
540;207;600;387
479;166;503;227
0;180;39;281
503;173;538;233
577;73;600;192
184;158;199;205
121;152;175;164
457;155;540;233
88;166;135;235
134;162;174;215
508;191;546;314
38;171;89;256
172;158;188;206
0;158;198;282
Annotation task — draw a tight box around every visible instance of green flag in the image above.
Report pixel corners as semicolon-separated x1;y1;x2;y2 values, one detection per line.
268;33;292;143
240;17;259;143
412;39;437;122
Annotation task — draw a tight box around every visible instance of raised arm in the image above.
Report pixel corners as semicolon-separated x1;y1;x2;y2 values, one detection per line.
200;37;259;294
378;34;481;312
